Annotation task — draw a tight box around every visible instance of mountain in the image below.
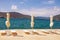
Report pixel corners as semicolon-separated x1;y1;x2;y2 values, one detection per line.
35;14;60;21
35;17;50;20
0;12;31;19
0;12;60;21
54;14;60;21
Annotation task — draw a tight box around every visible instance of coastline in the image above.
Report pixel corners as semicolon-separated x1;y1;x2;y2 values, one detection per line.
0;29;60;40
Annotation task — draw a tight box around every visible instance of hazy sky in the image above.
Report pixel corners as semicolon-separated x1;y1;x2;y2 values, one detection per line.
0;0;60;17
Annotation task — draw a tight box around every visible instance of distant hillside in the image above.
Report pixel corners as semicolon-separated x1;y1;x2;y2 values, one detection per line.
0;12;60;21
54;14;60;21
35;14;60;21
0;12;31;19
35;16;50;21
35;17;49;20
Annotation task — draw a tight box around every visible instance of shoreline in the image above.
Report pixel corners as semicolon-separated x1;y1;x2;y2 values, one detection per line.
0;29;60;30
0;29;60;40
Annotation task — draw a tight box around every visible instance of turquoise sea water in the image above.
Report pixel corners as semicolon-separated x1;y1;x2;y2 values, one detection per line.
0;18;60;29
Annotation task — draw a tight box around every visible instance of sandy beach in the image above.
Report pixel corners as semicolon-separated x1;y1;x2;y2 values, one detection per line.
0;29;60;40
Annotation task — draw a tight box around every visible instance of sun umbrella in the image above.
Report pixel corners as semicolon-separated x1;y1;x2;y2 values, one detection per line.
5;13;10;36
31;14;34;29
5;13;10;29
50;15;54;29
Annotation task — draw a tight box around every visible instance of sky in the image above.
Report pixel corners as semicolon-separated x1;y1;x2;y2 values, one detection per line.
0;0;60;17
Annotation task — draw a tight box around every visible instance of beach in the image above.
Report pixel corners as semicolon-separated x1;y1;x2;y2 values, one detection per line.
0;29;60;40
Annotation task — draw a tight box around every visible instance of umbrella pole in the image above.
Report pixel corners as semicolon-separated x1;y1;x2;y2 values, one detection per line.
50;15;54;33
31;14;34;34
6;13;10;36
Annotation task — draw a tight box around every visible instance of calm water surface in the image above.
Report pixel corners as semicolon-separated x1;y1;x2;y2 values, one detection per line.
0;18;60;29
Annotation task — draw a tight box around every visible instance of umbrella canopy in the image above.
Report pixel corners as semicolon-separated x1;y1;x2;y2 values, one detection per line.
31;14;34;29
5;13;10;29
50;15;54;29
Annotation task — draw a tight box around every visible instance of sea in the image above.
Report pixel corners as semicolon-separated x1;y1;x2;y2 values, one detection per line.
0;18;60;30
